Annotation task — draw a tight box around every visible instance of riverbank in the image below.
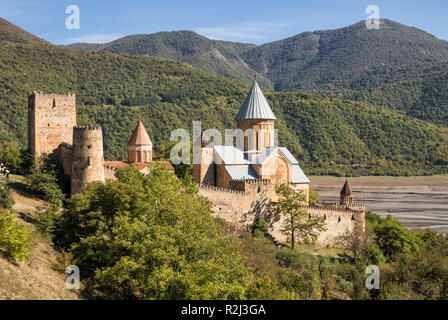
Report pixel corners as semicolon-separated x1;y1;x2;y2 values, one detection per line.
309;175;448;234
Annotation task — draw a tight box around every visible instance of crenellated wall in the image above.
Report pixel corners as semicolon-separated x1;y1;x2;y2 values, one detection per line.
198;183;365;246
103;164;118;180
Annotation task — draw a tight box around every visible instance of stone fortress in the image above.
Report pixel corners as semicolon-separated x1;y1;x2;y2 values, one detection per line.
27;91;173;196
193;81;366;244
27;81;365;245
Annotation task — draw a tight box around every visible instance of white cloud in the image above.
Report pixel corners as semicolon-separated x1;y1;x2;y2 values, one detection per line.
195;22;288;43
62;33;124;44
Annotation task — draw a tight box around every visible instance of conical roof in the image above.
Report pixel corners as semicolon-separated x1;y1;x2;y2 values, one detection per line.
236;81;276;120
340;180;353;195
128;120;152;146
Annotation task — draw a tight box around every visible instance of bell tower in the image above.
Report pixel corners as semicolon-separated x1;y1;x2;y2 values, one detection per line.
236;81;276;151
340;180;354;206
127;120;153;163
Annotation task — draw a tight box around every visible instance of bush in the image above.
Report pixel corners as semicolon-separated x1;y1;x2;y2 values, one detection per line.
55;166;252;299
0;211;33;262
0;185;14;209
374;215;423;260
250;219;269;238
35;207;61;238
26;164;65;209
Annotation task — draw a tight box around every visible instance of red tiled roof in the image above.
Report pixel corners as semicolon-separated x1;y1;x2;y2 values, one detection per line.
128;120;152;146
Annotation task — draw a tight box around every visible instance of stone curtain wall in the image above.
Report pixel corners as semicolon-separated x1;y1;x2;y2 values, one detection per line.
198;185;365;246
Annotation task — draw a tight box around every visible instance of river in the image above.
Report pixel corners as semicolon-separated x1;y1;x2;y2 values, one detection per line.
309;175;448;234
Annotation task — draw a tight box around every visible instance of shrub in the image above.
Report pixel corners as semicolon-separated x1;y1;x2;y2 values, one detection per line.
0;185;14;209
35;207;61;238
0;211;33;262
26;165;65;209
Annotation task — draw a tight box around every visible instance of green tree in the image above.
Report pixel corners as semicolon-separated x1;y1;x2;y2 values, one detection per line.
273;184;326;249
0;211;33;262
0;185;14;209
374;215;423;260
308;187;320;206
55;165;252;299
26;162;65;209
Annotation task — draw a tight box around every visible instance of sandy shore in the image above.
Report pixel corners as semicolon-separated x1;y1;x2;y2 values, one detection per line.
309;175;448;234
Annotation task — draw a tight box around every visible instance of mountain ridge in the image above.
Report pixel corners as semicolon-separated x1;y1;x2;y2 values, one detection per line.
65;19;448;126
0;18;447;176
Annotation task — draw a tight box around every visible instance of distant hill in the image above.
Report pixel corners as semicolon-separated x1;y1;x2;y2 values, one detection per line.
67;31;273;89
1;18;448;175
66;20;448;126
0;17;48;45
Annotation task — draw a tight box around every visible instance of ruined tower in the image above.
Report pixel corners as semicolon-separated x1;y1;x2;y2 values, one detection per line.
127;120;153;163
70;126;105;195
28;92;76;158
340;180;354;206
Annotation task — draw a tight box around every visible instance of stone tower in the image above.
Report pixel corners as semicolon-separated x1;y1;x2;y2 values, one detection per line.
193;133;215;186
28;92;76;158
236;81;276;152
70;126;105;195
127;120;153;163
340;180;354;206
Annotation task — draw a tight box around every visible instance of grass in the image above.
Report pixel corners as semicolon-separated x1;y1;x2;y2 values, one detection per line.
0;176;79;300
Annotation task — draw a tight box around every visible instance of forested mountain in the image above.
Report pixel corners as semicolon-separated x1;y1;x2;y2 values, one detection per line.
66;31;273;89
67;19;448;126
1;18;448;175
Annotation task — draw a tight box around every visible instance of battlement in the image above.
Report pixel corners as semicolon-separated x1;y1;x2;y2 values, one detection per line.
29;92;76;98
317;201;366;212
232;179;271;185
73;126;102;131
301;205;364;215
199;184;245;195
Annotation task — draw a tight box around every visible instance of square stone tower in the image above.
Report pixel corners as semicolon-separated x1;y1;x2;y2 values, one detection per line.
28;92;77;158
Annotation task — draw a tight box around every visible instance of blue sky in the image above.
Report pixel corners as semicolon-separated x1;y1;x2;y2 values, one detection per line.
1;0;447;45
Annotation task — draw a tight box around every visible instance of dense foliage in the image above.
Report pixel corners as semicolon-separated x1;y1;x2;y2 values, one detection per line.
0;211;33;262
0;184;14;209
26;161;66;209
69;31;273;89
69;19;448;127
54;166;252;299
0;20;447;176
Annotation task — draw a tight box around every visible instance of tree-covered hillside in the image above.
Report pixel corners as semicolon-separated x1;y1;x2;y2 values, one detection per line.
67;19;448;127
1;18;448;176
67;31;273;89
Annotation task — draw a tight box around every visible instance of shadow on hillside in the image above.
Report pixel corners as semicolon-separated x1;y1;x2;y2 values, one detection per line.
8;180;37;199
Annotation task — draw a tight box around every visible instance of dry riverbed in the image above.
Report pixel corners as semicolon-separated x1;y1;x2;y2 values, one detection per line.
309;175;448;234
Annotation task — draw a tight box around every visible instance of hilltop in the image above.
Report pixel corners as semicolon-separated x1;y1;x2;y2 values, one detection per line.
67;19;448;126
0;17;48;45
0;18;448;175
66;31;273;89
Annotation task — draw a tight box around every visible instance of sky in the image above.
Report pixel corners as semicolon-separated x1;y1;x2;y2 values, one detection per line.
1;0;447;45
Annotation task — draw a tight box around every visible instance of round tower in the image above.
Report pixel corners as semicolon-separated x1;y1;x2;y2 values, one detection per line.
71;126;105;195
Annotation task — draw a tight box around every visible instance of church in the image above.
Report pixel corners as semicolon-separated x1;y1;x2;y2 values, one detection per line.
194;80;310;202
